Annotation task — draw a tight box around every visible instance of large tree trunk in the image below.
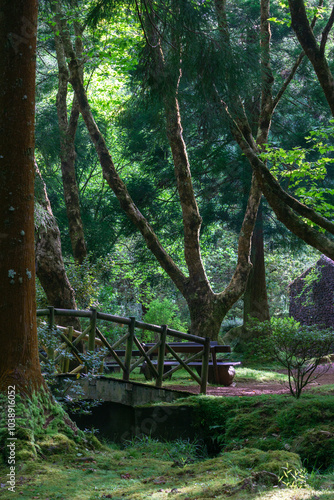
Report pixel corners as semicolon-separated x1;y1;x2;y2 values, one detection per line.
0;0;44;395
35;162;80;331
0;6;87;464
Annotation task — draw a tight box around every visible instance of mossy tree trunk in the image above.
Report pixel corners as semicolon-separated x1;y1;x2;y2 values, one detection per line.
35;162;81;332
0;7;86;460
0;0;45;395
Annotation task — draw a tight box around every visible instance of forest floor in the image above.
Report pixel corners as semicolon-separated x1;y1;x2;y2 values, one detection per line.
1;365;334;500
168;362;334;397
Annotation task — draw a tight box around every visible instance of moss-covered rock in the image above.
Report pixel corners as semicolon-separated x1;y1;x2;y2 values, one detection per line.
39;433;77;455
292;426;334;471
219;448;302;475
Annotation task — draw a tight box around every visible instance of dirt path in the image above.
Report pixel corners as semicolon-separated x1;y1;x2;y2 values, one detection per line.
168;363;334;397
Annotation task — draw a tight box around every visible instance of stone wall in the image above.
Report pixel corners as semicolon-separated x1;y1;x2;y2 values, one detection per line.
289;255;334;327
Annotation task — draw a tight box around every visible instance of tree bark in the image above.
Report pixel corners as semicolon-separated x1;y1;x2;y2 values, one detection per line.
243;202;270;323
35;162;80;331
233;132;334;259
52;18;87;264
0;0;44;395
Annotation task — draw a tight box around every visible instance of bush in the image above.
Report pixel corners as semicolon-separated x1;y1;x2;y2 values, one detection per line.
142;298;188;340
251;317;334;398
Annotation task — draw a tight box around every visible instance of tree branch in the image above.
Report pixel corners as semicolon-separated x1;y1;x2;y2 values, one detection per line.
320;5;334;55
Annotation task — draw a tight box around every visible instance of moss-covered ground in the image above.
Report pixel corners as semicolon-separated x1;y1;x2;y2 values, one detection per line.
1;383;334;499
1;365;334;499
1;433;334;499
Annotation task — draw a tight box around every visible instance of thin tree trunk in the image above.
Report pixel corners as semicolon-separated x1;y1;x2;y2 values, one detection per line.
243;202;270;323
0;0;44;394
242;0;272;326
52;20;87;264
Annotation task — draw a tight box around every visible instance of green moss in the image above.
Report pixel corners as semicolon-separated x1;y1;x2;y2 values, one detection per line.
0;387;99;464
292;425;334;471
218;448;302;475
38;433;77;455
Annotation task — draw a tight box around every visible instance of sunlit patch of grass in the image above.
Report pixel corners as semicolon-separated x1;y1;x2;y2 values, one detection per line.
105;363;291;387
234;366;288;384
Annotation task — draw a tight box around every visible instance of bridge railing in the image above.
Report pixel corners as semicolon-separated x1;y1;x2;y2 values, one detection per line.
37;307;210;394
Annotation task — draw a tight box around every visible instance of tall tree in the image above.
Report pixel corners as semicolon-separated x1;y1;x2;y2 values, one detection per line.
51;13;87;264
0;4;85;462
0;0;44;394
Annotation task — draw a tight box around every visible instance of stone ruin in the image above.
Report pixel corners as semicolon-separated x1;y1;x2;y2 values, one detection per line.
289;254;334;327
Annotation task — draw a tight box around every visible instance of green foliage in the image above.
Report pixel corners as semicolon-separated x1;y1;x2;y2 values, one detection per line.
261;124;334;219
37;323;106;415
279;464;308;489
143;298;188;334
249;317;334;398
66;258;100;309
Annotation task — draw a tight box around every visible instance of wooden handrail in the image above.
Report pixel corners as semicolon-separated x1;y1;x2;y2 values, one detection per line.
36;307;221;394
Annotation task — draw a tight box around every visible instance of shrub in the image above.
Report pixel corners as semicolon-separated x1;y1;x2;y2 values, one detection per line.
142;298;188;340
251;317;334;398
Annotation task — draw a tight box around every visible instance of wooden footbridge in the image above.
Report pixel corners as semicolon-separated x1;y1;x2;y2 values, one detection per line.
37;307;238;403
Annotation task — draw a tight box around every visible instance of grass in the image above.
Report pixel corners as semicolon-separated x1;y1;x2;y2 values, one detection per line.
104;362;289;387
1;434;334;499
229;366;288;384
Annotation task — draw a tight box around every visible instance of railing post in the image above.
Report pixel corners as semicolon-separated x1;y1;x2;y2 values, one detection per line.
63;326;73;373
47;306;55;360
200;337;210;394
89;307;97;352
156;325;167;388
123;316;135;381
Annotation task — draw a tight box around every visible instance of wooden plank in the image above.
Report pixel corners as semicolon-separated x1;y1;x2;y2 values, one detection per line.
57;330;84;366
47;306;55;361
130;337;159;377
164;329;206;343
63;326;73;373
53;308;92;318
156;325;167;388
95;327;127;371
96;311;131;326
88;307;97;351
164;344;202;384
110;332;130;351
